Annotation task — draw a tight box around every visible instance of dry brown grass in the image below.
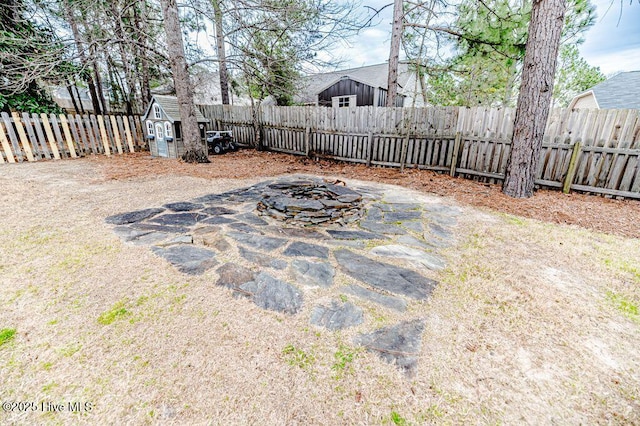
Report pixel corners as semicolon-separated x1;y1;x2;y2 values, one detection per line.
0;156;638;425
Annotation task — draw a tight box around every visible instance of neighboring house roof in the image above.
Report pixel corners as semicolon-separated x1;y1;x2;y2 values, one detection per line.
49;85;109;113
295;62;414;104
570;71;640;109
144;95;208;122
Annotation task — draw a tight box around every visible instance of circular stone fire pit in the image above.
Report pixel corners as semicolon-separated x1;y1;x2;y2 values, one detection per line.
257;180;364;226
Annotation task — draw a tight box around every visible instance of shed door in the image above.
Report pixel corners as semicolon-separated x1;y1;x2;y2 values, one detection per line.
155;122;168;157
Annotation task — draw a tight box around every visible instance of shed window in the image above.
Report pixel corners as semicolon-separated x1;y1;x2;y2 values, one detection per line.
153;104;162;119
164;122;172;138
146;120;154;135
174;123;182;139
332;95;356;108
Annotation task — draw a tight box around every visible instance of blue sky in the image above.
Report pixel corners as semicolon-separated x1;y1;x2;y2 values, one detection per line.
327;0;640;76
579;0;640;74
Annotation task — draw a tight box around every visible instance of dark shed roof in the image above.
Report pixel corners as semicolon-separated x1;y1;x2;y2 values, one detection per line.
295;62;413;104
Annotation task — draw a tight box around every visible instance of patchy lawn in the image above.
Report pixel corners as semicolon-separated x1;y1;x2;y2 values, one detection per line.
0;153;638;424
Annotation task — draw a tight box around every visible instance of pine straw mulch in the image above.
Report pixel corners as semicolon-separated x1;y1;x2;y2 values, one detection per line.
89;150;640;239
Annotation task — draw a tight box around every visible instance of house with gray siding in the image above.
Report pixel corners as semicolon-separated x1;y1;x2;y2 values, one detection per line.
569;71;640;109
142;95;209;158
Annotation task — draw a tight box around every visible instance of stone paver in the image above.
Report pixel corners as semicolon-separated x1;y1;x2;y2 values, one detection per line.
343;284;407;312
239;247;287;270
334;249;437;300
310;301;363;330
112;226;153;241
327;229;385;240
384;210;422;222
130;232;171;246
148;212;209;226
359;221;407;235
354;319;425;377
290;259;335;288
235;212;268;226
227;222;261;234
227;232;288;252
106;208;165;225
201;206;237;216
427;223;453;239
215;263;255;290
370;244;446;270
399;221;423;233
283;241;329;259
151;245;217;275
130;223;190;234
396;234;429;249
201;216;236;225
240;272;304;314
163;202;203;212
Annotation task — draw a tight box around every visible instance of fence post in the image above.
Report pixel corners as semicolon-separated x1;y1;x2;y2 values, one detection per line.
563;140;582;194
450;132;462;177
304;126;311;156
400;134;410;171
366;131;374;167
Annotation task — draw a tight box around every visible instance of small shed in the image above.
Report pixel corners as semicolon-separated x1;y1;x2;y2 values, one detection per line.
294;62;421;107
142;95;209;158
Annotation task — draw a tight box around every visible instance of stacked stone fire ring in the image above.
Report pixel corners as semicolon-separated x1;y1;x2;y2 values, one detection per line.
256;180;364;226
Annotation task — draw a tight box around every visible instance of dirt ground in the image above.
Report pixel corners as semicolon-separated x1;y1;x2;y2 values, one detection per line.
0;153;639;425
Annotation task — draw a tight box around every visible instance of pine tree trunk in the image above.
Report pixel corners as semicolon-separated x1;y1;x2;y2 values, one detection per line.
160;0;209;163
134;1;152;111
502;0;566;198
64;2;102;115
110;1;136;114
212;0;230;105
386;0;403;107
66;80;80;113
92;56;108;113
73;85;85;114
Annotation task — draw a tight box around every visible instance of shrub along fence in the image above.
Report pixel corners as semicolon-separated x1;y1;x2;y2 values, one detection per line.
0;112;146;163
199;104;640;200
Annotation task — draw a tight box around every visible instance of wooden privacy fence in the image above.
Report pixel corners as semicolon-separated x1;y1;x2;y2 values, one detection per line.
199;104;640;199
0;112;147;163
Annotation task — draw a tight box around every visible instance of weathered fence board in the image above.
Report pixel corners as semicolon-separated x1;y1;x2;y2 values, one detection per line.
0;113;146;163
199;104;640;199
19;113;40;159
1;112;23;162
30;113;51;159
39;114;61;160
0;122;15;163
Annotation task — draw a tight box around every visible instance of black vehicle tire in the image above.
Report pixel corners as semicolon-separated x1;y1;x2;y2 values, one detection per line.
213;144;223;155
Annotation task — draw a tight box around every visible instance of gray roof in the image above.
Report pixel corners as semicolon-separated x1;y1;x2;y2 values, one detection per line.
144;95;208;122
587;71;640;109
294;62;413;104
